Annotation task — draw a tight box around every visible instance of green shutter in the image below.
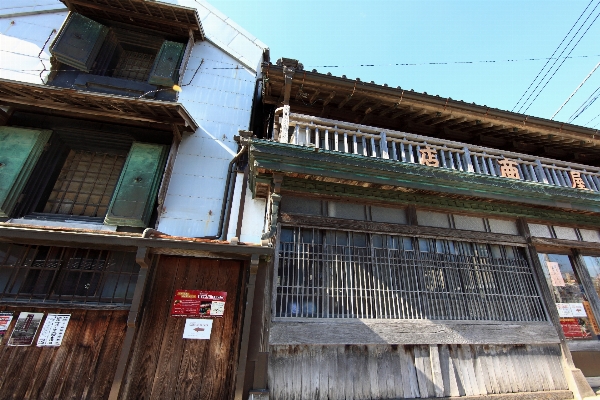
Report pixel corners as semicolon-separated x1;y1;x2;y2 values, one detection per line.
148;40;185;86
104;142;168;227
51;13;108;72
0;127;52;217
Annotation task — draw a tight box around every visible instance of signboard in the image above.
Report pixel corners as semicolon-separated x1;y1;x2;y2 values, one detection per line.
556;303;573;318
0;312;13;344
8;312;43;346
547;262;565;287
171;290;227;317
569;303;587;318
37;314;70;347
560;318;592;339
182;319;213;340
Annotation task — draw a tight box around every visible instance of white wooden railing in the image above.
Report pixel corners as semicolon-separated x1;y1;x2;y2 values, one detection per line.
273;112;600;192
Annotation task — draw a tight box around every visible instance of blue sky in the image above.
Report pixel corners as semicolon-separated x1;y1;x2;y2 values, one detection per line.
208;0;600;128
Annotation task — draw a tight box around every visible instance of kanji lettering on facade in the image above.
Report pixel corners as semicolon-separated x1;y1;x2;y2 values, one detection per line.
419;147;440;167
497;159;520;179
568;170;588;190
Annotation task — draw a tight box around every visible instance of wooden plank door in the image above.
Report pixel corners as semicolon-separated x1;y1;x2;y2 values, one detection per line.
121;256;246;400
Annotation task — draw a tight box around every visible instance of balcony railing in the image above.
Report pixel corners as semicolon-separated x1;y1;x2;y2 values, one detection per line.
274;112;600;192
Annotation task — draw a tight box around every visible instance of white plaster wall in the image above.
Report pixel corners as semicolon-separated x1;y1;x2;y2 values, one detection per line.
0;0;65;17
157;41;266;243
0;11;65;83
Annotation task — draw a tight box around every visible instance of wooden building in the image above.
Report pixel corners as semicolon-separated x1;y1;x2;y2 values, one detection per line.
240;58;600;399
0;1;272;399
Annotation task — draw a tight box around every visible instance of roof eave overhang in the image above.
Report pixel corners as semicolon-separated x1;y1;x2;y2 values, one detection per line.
61;0;204;41
0;78;198;133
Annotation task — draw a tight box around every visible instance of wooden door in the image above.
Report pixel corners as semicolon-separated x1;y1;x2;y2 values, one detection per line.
121;256;246;400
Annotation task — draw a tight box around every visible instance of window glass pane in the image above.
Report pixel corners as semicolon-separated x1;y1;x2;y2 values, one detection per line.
581;256;600;298
538;253;598;340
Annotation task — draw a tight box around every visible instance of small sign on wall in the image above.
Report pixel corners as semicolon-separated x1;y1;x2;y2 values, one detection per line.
8;312;43;346
0;312;13;344
37;314;70;347
183;319;213;340
171;290;227;318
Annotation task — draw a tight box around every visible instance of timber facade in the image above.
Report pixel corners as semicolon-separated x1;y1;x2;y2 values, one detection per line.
240;58;600;399
0;1;271;399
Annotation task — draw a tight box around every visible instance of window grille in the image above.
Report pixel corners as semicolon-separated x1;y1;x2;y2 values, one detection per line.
275;227;545;321
0;244;138;305
43;150;125;218
113;51;155;82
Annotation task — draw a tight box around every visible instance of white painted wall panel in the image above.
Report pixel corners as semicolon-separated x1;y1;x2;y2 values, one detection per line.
0;0;65;17
158;40;266;241
0;12;65;83
240;193;266;244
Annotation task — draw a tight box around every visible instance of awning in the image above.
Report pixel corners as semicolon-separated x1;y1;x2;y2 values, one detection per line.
61;0;204;41
0;78;198;133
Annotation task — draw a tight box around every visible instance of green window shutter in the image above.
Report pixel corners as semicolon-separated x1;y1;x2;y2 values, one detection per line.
148;40;185;86
104;142;168;227
0;127;52;217
50;13;108;72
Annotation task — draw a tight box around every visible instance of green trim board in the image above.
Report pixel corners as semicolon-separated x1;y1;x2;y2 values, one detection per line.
249;140;600;215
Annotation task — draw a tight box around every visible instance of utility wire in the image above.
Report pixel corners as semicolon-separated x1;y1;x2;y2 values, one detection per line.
512;0;597;112
517;0;600;113
551;61;600;119
521;6;600;114
567;85;600;122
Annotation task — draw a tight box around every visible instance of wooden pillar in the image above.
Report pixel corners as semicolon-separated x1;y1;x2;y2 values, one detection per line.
108;247;151;400
517;218;595;400
278;66;295;144
235;255;261;400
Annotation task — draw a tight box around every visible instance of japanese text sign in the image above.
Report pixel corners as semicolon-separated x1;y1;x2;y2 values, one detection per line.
171;290;227;317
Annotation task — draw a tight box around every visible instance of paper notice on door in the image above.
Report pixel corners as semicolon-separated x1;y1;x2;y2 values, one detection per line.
7;312;43;346
37;314;70;347
182;319;213;340
547;262;565;287
556;303;573;318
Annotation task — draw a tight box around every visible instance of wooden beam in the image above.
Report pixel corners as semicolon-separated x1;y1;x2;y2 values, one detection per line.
309;89;321;104
350;97;368;112
337;93;354;109
321;91;336;107
363;101;382;116
378;102;399;117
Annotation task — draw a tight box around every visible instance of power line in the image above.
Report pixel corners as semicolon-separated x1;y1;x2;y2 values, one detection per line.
512;0;598;112
567;85;600;122
516;0;600;114
550;61;600;120
521;6;600;114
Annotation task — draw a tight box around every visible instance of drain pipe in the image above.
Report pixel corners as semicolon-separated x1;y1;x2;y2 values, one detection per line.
197;141;248;240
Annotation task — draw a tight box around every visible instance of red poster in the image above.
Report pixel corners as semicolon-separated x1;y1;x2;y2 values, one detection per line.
560;318;592;339
171;290;227;317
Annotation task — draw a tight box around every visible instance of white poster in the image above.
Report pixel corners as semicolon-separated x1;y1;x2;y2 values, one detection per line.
556;303;573;318
547;262;565;287
183;319;213;340
37;314;70;347
569;303;587;318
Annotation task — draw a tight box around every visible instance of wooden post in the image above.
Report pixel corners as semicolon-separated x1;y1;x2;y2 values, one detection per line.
462;146;474;172
279;65;295;144
108;247;151;400
380;131;389;159
235;255;261;400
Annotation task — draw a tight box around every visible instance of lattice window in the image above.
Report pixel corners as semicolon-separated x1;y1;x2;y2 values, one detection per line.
0;244;138;305
43;150;125;218
112;50;155;81
275;227;545;321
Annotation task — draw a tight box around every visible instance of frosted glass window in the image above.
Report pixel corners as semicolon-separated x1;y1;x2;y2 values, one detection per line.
416;210;450;228
528;224;552;238
371;206;407;224
579;229;600;243
488;218;519;235
453;215;486;232
327;201;366;220
280;196;322;216
553;226;579;241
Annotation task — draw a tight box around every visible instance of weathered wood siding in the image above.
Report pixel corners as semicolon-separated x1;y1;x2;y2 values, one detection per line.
269;344;570;400
121;256;246;400
0;306;127;400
